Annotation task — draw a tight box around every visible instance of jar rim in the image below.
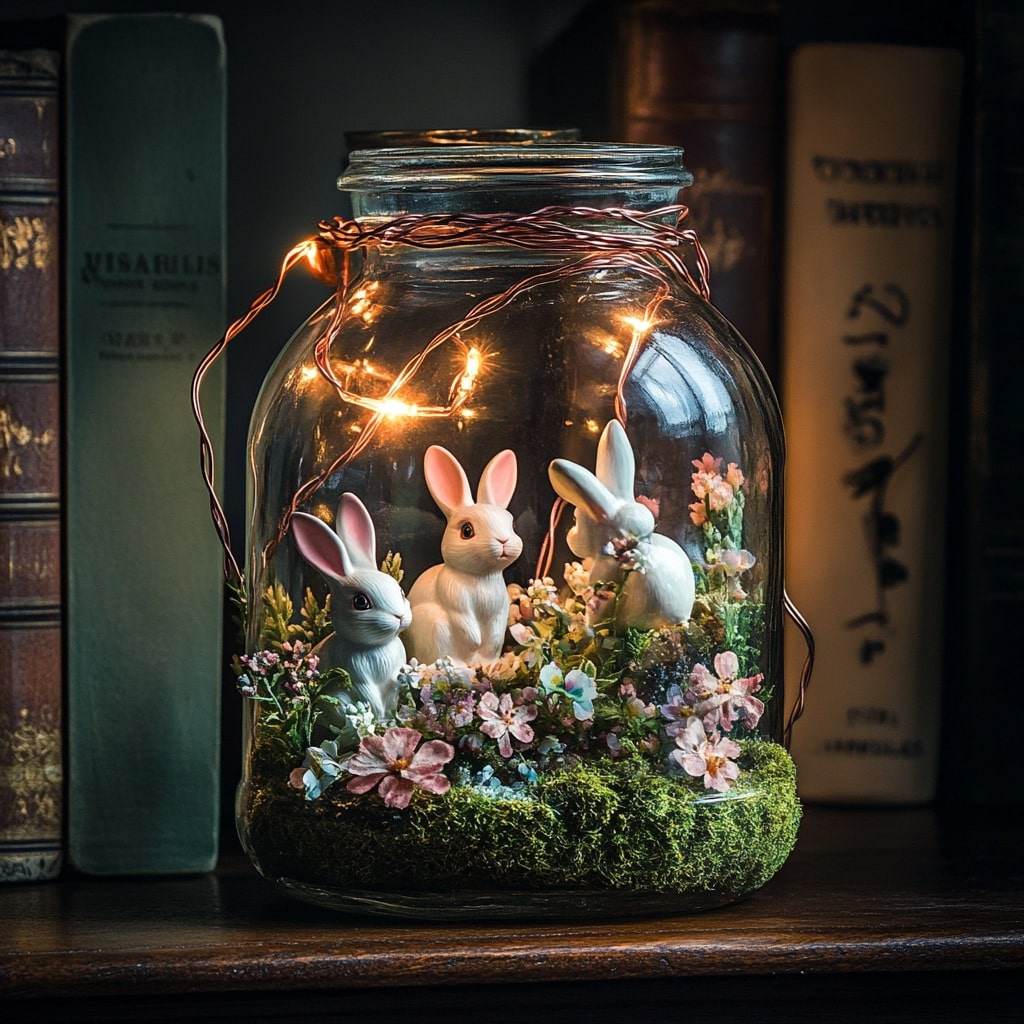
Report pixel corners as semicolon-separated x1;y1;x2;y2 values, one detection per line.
343;127;583;149
337;142;692;193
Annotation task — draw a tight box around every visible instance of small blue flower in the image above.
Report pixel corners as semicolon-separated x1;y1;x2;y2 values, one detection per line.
289;739;345;801
539;661;598;721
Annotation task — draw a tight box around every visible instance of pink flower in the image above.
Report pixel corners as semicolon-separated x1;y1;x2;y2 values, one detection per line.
345;727;454;809
706;477;735;511
690;453;744;516
691;452;720;484
477;691;537;757
687;652;764;732
660;686;692;737
636;494;660;519
671;716;741;792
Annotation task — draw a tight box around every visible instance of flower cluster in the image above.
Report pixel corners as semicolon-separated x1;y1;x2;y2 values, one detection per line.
690;453;746;533
235;639;332;754
602;532;650;574
237;640;321;699
659;650;764;791
396;651;606;766
289;727;455;808
687;452;760;619
508;576;592;665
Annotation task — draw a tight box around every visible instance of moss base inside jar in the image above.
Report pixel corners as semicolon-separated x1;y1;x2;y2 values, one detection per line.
240;735;800;919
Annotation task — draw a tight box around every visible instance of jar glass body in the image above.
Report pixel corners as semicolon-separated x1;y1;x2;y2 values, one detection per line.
236;145;799;918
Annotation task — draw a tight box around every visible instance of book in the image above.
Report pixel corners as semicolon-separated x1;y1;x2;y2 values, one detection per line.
64;14;227;874
609;0;782;385
942;0;1024;804
0;47;62;883
780;43;963;804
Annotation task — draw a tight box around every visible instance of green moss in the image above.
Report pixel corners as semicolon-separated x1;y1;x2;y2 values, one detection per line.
242;738;800;910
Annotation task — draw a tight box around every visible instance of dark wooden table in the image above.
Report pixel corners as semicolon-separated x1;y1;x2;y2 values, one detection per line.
1;806;1021;1022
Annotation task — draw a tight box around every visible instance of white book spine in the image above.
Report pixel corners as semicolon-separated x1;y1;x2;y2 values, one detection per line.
782;44;962;804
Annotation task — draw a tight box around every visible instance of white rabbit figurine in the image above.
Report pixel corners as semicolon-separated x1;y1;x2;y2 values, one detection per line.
404;445;523;666
548;418;695;631
290;492;412;721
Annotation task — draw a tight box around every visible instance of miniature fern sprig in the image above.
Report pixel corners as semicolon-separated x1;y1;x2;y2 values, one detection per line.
300;587;333;646
261;582;304;646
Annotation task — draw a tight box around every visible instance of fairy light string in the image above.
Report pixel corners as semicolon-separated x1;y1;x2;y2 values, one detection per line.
190;203;812;743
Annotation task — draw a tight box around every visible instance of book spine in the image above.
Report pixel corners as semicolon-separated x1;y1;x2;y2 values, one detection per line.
65;15;226;874
948;0;1024;803
781;44;963;803
610;0;782;384
0;49;63;882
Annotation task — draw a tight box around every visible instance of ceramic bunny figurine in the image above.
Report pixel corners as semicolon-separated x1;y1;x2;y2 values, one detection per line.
404;445;523;666
548;418;695;630
290;492;412;721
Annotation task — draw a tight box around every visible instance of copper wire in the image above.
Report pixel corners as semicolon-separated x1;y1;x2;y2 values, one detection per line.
783;589;815;750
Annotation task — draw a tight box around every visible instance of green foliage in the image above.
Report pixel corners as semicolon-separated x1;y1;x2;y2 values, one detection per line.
234;583;349;758
621;626;655;666
243;738;800;904
722;599;766;678
299;587;333;646
260;582;302;646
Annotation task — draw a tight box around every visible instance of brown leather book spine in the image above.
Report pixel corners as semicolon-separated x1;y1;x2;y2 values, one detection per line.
0;48;63;882
611;0;781;385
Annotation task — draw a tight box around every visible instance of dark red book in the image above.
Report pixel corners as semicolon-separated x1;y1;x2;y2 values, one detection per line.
0;47;63;883
610;0;782;386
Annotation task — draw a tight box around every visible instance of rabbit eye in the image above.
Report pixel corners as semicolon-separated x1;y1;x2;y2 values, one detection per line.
460;521;475;539
352;593;373;611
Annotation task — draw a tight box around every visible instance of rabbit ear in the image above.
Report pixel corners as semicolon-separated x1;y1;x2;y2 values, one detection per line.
596;419;635;501
548;458;617;524
336;492;377;571
291;511;356;580
477;449;517;509
423;445;474;518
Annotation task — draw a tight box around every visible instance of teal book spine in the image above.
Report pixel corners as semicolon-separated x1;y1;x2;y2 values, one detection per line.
65;14;226;874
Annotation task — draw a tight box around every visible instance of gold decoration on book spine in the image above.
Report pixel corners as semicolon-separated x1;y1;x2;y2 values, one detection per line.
0;406;54;479
0;213;52;271
0;705;62;840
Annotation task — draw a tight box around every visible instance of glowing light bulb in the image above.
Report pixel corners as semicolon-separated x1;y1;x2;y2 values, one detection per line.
622;314;656;334
380;398;415;418
455;346;480;392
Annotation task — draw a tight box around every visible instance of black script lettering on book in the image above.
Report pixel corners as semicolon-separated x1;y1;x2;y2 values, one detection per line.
839;283;922;665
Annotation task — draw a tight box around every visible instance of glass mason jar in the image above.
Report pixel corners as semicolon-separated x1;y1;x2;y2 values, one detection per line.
231;141;800;918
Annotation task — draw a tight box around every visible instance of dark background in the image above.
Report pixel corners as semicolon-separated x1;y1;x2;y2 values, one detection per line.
1;0;986;856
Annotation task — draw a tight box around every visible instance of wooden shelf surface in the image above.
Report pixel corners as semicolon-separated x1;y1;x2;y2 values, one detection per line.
1;805;1021;1021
